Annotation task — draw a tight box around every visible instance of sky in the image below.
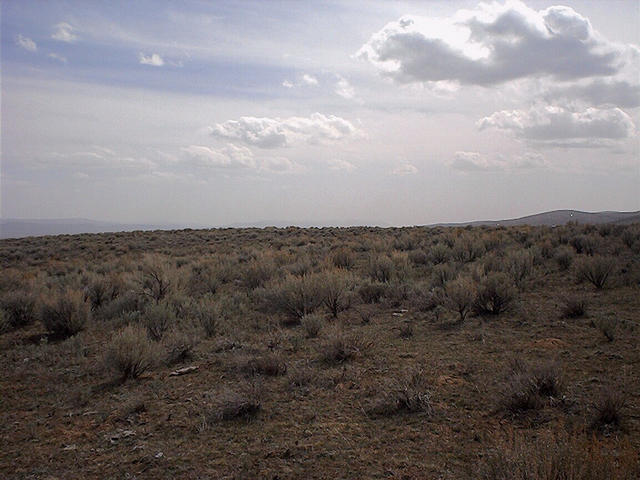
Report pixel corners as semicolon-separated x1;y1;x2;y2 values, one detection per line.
1;0;639;226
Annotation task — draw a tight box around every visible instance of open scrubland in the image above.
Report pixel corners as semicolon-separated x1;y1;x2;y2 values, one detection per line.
1;223;639;479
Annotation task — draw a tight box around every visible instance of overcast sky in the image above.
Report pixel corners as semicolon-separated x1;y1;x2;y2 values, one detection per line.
2;0;639;226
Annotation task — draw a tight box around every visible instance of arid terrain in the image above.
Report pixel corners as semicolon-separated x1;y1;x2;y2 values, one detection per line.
1;223;639;479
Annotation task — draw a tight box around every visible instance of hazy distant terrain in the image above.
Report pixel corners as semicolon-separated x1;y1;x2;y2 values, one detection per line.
2;210;639;239
433;210;640;227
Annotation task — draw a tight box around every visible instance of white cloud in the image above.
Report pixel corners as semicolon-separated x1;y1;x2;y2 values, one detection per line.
182;144;256;169
282;73;319;88
392;163;418;175
357;1;633;86
139;53;165;66
48;53;68;63
15;34;37;52
52;22;77;43
477;104;636;145
301;74;318;86
182;144;301;173
449;151;546;171
335;76;355;99
209;113;359;148
327;158;356;171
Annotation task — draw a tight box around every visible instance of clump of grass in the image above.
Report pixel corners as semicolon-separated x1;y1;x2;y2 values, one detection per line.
105;324;159;382
477;431;639;480
319;327;370;364
204;383;261;422
357;282;387;304
561;295;588;318
576;256;615;289
301;313;324;338
238;352;287;376
500;360;564;414
590;388;626;433
593;317;617;342
368;368;433;417
40;290;89;338
163;330;197;365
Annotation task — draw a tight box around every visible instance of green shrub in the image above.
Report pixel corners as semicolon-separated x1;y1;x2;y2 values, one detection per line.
139;258;171;302
444;276;476;322
506;250;534;289
193;300;221;338
144;302;176;341
331;247;355;269
97;291;143;321
576;256;615;289
40;290;89;338
554;246;574;271
1;291;38;330
186;263;219;296
258;273;324;320
367;255;394;283
84;276;121;311
473;273;517;315
321;270;354;317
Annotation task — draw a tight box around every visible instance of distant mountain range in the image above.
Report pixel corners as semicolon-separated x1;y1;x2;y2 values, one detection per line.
1;210;639;239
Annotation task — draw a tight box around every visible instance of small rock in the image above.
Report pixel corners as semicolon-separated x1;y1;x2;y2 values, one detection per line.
155;451;164;459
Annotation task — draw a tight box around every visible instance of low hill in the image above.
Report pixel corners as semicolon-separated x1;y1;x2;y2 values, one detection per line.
432;210;640;227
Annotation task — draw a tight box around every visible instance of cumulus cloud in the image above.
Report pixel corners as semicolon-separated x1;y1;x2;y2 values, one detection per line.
209;113;359;148
139;53;165;66
357;1;632;86
335;76;356;99
52;22;77;42
477;104;636;145
392;163;418;175
15;34;37;52
450;151;546;171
